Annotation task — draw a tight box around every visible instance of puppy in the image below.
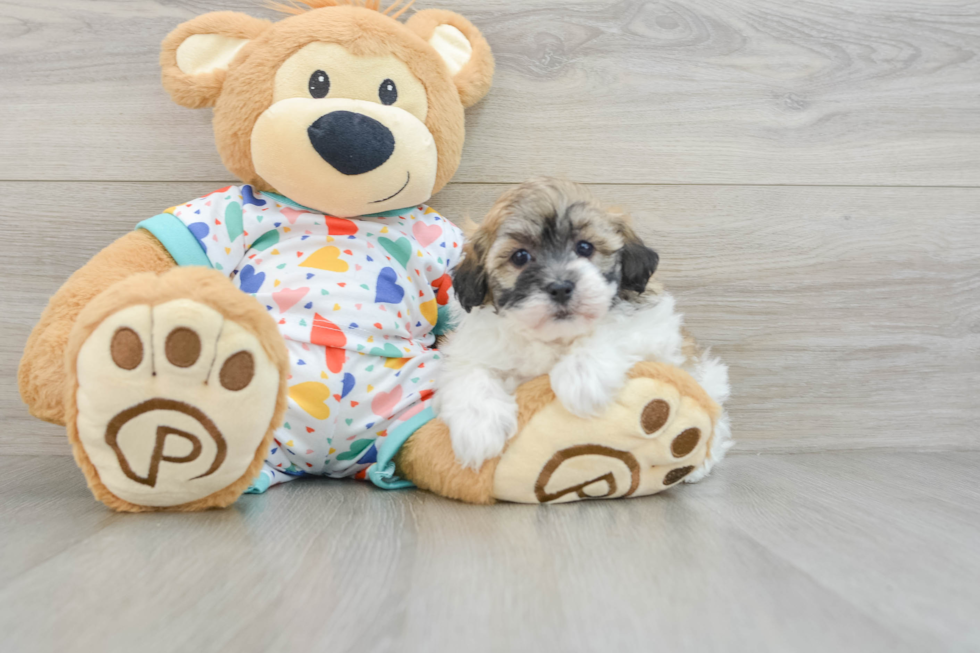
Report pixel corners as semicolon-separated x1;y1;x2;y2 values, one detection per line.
436;177;732;471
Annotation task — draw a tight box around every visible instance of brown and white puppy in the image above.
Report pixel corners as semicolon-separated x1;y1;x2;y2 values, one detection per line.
436;177;731;470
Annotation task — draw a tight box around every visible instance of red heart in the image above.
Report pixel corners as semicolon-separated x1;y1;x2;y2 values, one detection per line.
325;215;358;235
306;427;315;433
343;249;353;255
431;274;452;305
296;252;304;258
333;394;341;402
351;401;359;407
337;283;346;287
419;389;435;402
374;322;383;329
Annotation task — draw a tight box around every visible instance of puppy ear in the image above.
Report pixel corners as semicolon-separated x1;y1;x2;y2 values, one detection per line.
406;10;494;108
161;12;271;109
453;245;489;312
619;226;659;293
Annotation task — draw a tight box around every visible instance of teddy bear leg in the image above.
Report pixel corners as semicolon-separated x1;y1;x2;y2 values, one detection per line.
64;267;289;512
394;361;725;504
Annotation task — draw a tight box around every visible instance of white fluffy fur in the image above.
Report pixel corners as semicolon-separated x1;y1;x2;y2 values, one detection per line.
437;289;732;473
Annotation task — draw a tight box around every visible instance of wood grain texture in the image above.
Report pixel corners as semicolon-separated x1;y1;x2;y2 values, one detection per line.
1;0;979;184
2;181;976;456
1;452;978;652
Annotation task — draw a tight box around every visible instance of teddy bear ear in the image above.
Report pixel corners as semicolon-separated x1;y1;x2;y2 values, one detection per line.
161;12;272;109
406;9;495;108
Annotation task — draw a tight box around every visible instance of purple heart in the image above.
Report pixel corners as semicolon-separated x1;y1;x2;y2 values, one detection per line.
187;222;209;253
374;266;404;304
238;264;265;293
242;185;267;207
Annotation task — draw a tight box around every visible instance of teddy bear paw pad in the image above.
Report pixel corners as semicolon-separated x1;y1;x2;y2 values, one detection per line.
73;299;280;507
492;369;715;504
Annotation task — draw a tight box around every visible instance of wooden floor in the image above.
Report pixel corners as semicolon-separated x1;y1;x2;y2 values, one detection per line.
1;451;978;652
2;1;979;651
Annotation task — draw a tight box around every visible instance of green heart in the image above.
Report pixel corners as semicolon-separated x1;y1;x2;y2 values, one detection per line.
345;419;353;426
378;236;412;269
252;230;279;251
225;202;244;241
284;422;291;430
369;343;403;358
337;439;372;461
366;365;374;371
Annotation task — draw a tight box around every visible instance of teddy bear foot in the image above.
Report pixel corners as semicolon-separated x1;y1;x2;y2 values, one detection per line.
492;362;721;503
396;361;723;504
65;268;288;512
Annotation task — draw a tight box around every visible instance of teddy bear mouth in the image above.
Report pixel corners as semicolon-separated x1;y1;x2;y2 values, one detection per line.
370;171;411;204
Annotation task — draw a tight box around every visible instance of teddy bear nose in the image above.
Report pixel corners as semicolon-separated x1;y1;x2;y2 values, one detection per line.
307;111;395;176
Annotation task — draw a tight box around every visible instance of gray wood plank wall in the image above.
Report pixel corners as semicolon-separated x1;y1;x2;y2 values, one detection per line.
1;0;978;456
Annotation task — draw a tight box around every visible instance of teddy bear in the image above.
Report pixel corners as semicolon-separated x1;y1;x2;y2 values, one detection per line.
17;0;731;511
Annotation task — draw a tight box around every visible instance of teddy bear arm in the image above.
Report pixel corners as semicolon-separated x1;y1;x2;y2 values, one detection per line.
18;229;176;425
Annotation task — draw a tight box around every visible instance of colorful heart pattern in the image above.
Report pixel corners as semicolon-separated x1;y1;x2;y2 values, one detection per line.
162;185;465;484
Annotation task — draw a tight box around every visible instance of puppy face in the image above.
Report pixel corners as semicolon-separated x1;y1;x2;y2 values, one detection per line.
455;178;660;341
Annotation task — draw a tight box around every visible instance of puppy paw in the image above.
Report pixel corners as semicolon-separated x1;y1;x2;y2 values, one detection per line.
444;395;519;470
550;353;623;418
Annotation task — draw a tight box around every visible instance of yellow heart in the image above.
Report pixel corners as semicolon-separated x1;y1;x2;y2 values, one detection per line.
367;384;374;392
274;279;281;287
271;248;280;255
320;371;329;379
419;299;439;324
333;303;341;311
286;440;294;446
289;382;331;420
380;226;389;233
327;235;334;243
299;246;349;272
384;358;408;369
225;247;231;255
329;447;336;454
283;227;291;233
424;207;438;215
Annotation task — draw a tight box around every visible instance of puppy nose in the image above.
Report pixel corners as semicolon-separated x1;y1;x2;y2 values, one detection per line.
307;111;395;175
546;280;576;304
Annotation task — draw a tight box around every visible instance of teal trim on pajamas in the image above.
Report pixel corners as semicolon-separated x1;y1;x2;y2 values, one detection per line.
136;213;212;268
367;406;438;490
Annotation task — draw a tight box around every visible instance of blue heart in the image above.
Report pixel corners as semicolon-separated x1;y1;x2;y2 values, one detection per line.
306;273;314;280
374;267;404;304
297;360;306;365
356;442;378;465
341;372;355;399
242;185;267;207
187;222;209;253
304;302;313;309
238;264;265;293
366;255;373;262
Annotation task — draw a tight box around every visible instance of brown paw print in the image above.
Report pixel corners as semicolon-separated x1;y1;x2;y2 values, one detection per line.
493;370;715;504
73;299;281;507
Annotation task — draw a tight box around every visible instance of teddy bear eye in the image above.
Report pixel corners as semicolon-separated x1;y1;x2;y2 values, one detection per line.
309;70;330;99
379;79;398;105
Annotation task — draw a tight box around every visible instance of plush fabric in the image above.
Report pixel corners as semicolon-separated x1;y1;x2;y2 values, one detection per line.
63;267;290;513
157;4;494;216
397;362;719;504
18;230;177;425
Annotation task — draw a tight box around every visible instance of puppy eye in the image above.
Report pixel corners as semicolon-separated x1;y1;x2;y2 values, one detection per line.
309;70;330;99
379;79;398;105
575;241;595;257
510;249;531;267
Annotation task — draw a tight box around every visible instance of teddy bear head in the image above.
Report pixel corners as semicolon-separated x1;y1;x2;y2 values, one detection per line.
160;1;493;217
